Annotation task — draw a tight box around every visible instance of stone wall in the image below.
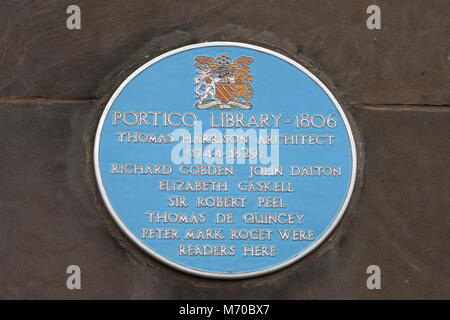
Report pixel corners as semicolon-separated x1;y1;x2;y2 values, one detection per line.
0;0;448;299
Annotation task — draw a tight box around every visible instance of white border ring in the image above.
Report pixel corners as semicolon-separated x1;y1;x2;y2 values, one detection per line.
94;42;357;279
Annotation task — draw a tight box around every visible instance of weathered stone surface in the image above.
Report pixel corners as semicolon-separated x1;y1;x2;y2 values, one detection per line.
0;101;448;299
0;0;448;104
0;0;449;300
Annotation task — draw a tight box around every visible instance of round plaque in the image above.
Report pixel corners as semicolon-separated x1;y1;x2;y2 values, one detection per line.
94;42;357;278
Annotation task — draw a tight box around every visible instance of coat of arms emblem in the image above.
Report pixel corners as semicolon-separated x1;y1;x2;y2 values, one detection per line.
194;53;254;109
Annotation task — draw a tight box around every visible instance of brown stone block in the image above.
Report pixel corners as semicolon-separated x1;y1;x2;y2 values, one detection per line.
0;1;448;104
0;100;448;298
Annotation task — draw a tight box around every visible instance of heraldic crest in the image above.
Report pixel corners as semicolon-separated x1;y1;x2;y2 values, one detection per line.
194;53;254;109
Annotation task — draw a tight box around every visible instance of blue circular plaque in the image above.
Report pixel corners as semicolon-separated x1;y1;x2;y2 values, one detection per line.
94;42;356;278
